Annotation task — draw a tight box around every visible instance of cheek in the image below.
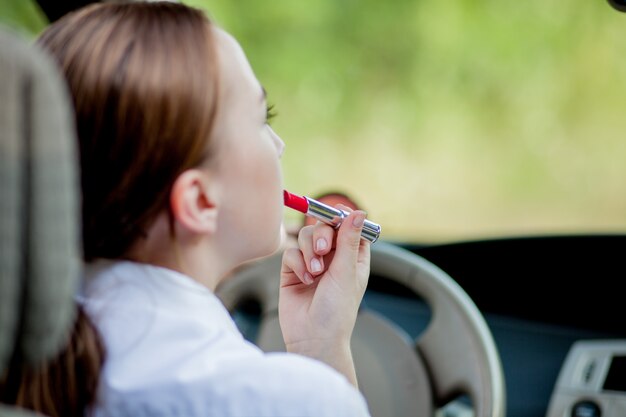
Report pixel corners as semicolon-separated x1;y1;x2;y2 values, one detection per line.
225;147;283;250
240;151;280;195
252;151;284;248
251;158;283;229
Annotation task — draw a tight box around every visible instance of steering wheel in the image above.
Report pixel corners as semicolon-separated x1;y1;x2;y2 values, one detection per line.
216;241;506;417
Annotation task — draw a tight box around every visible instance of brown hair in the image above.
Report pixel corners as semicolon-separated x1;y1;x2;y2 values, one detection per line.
37;2;220;261
0;306;105;417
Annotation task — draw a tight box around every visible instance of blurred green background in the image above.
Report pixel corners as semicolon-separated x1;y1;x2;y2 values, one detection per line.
3;0;626;242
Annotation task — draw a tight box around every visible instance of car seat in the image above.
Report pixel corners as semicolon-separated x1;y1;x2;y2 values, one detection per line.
0;27;82;416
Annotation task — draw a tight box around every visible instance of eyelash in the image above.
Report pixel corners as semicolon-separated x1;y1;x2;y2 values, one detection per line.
266;104;277;124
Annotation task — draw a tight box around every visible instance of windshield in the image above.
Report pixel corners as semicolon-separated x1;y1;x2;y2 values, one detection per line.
5;0;626;243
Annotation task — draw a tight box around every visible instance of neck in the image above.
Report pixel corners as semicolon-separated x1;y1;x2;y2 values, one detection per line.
125;215;230;291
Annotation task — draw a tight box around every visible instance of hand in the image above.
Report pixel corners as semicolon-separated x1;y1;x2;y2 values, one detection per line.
279;208;371;385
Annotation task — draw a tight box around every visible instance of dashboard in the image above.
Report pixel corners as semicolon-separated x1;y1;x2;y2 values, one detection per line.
547;341;626;417
375;234;626;417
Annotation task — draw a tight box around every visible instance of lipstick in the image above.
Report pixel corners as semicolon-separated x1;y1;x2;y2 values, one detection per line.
283;190;381;243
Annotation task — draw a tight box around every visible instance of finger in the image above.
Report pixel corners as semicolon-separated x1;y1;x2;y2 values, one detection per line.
336;204;353;213
312;221;334;257
332;210;367;273
281;247;314;286
297;224;330;277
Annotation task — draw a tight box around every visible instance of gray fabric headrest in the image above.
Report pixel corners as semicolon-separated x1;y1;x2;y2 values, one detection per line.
0;28;81;371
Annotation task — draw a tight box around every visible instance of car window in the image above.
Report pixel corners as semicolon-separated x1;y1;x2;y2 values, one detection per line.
0;0;46;38
5;0;626;243
188;0;626;243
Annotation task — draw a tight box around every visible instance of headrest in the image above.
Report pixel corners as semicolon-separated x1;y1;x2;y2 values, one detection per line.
0;28;81;371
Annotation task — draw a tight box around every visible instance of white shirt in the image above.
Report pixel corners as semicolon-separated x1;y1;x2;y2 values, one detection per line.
80;260;371;417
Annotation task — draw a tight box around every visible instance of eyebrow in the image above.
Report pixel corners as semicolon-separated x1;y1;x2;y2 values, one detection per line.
261;86;267;102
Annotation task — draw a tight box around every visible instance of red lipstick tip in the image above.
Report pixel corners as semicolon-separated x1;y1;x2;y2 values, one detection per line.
283;190;309;214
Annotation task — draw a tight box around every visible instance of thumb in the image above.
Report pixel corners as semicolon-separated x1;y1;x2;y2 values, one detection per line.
331;210;367;273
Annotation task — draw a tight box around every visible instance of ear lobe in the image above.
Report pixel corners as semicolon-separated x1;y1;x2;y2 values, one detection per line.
170;169;218;234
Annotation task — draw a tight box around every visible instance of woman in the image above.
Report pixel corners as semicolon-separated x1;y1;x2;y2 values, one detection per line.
38;3;371;416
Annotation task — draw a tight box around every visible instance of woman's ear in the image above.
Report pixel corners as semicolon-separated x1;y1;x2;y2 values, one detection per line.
170;169;218;234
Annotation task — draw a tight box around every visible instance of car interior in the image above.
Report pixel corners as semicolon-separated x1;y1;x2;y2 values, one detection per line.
1;1;625;417
217;235;626;417
0;25;84;417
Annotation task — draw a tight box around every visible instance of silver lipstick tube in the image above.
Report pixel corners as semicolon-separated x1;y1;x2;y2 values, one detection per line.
306;197;381;243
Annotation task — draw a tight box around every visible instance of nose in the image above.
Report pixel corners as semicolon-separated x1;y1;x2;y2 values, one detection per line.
268;126;285;158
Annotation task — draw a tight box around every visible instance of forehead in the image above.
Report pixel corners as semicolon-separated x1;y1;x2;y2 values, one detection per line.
212;27;261;106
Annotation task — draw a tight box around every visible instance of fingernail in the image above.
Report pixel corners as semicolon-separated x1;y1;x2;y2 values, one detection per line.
352;212;365;228
304;272;314;285
310;258;322;273
316;238;327;252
